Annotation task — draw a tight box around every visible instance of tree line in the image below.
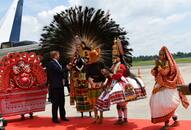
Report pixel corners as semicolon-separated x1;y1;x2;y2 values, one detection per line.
133;52;191;61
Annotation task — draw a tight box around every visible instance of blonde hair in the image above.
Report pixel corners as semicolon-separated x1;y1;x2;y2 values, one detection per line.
50;51;59;59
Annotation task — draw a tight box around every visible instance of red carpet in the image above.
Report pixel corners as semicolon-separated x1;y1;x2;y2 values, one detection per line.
5;116;191;130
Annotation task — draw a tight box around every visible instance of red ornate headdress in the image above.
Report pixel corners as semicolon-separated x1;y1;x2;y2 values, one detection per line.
0;52;47;91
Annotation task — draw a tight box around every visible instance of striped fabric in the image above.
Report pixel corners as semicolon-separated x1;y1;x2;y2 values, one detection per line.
76;95;92;111
0;87;47;117
95;91;110;111
76;88;88;95
76;102;92;112
109;91;125;104
88;88;102;106
134;87;147;99
76;96;88;103
109;82;126;104
74;80;92;112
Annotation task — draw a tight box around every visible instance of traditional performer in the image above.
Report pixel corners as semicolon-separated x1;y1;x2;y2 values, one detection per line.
150;46;189;129
86;48;106;120
109;38;135;125
111;72;129;125
69;36;106;118
69;36;93;116
94;67;113;124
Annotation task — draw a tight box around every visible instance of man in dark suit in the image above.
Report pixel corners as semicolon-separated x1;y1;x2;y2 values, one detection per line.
47;51;69;123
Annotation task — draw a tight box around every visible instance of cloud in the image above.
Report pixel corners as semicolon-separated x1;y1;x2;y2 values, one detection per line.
149;12;191;25
19;0;191;56
21;16;40;41
20;5;67;41
37;5;67;26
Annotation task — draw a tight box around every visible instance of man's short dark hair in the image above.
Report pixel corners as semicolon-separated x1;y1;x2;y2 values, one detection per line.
50;51;59;59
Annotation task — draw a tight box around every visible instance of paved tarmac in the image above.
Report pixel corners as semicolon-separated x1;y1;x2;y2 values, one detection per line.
37;63;191;120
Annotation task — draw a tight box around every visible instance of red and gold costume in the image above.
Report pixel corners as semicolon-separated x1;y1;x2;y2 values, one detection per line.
150;46;189;124
69;44;92;113
0;52;47;117
69;37;105;115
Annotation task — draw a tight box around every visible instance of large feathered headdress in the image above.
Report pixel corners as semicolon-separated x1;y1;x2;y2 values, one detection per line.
40;6;132;67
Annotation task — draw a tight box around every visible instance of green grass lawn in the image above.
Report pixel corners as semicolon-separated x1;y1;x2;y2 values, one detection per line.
133;57;191;66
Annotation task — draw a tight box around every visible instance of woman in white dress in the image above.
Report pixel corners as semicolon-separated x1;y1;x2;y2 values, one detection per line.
150;46;189;129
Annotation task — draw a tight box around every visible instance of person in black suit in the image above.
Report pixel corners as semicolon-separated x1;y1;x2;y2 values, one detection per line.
47;51;69;123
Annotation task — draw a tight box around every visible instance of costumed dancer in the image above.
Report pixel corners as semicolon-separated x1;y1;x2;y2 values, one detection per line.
86;48;106;120
94;67;113;123
110;38;130;125
69;36;92;116
112;38;146;101
110;72;130;125
150;46;189;129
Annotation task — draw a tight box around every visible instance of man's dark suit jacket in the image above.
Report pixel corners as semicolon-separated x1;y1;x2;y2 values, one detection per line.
47;59;67;120
47;60;66;89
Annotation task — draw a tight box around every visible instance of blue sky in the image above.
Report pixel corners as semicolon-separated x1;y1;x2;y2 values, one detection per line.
0;0;69;17
0;0;191;56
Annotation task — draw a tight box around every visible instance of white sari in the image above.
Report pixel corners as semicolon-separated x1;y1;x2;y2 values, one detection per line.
150;83;180;123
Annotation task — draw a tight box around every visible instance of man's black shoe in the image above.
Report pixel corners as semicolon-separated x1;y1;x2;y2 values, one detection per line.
52;119;60;123
61;118;69;121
